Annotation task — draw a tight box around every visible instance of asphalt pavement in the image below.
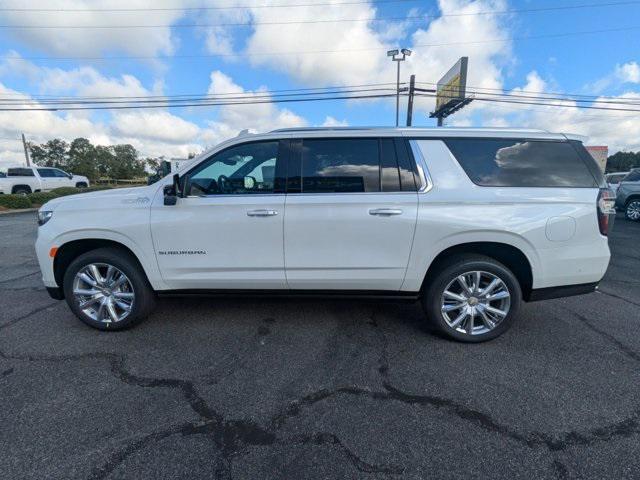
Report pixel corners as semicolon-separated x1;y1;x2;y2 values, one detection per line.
1;211;639;479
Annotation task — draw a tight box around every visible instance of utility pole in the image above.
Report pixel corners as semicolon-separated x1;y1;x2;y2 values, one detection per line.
404;75;435;127
21;133;31;166
406;75;415;126
387;48;411;127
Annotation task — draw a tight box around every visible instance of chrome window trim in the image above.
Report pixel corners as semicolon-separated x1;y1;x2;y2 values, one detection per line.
408;140;433;193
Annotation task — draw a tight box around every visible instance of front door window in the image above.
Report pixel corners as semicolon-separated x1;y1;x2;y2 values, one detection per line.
188;141;279;195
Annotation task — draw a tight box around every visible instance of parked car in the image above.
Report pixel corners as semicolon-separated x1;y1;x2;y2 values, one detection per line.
605;171;630;193
0;166;89;195
35;127;614;342
615;168;640;221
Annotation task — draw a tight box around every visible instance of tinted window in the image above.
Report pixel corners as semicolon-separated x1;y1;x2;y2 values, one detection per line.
37;168;55;178
395;138;418;191
624;170;640;182
53;169;70;178
380;138;400;192
7;168;34;177
444;139;598;187
606;173;626;184
188;141;279;195
301;139;380;193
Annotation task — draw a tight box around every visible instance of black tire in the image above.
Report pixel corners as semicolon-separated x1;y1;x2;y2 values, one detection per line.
625;199;640;221
422;254;522;343
62;247;156;331
76;182;88;188
12;186;31;195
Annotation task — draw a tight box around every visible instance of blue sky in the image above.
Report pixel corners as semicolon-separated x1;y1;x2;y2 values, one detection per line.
0;0;639;166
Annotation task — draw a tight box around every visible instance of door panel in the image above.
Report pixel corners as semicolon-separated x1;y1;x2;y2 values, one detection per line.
36;168;57;191
284;193;418;290
150;139;288;290
150;195;286;289
283;137;419;291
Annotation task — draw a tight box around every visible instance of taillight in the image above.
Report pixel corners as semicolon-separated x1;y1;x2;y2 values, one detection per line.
597;188;616;236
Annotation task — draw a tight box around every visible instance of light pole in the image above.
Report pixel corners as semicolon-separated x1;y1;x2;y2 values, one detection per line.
387;48;411;127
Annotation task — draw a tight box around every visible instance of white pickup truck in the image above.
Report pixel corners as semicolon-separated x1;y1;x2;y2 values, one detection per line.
0;166;89;195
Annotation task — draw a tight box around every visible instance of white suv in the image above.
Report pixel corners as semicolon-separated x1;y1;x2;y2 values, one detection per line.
35;127;614;342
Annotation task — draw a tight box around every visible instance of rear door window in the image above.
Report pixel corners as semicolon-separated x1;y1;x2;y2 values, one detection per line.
444;138;598;187
300;138;380;193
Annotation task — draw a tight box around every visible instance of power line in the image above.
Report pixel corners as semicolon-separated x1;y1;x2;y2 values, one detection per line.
416;81;640;101
0;0;419;12
2;82;639;111
2;1;640;28
0;15;423;29
0;82;403;100
2;0;637;15
416;93;640;113
3;25;639;62
0;86;399;106
424;87;640;106
4;90;640;113
0;92;401;111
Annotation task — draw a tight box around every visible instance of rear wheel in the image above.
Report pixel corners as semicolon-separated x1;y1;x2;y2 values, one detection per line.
62;248;156;331
625;199;640;221
12;186;31;195
422;255;522;342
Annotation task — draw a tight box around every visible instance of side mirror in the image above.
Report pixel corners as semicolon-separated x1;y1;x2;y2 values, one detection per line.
163;173;181;206
68;174;73;179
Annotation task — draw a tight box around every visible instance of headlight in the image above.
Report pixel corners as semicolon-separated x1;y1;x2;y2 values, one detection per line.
37;210;53;226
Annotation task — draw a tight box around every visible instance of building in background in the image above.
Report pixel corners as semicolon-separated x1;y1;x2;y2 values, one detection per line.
586;146;608;172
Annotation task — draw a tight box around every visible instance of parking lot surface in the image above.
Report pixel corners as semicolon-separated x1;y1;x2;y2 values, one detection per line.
1;211;639;479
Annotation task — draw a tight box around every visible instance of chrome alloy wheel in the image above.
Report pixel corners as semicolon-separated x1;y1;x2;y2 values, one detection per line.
627;201;640;221
72;263;135;324
441;271;511;336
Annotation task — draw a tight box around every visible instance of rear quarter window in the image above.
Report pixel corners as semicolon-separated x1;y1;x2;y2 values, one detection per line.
7;168;35;177
444;138;599;188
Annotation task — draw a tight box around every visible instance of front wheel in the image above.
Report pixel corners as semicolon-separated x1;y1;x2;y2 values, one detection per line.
422;255;522;342
63;247;156;331
625;200;640;221
75;182;88;188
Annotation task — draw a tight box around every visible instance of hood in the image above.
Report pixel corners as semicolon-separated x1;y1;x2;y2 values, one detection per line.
42;185;158;211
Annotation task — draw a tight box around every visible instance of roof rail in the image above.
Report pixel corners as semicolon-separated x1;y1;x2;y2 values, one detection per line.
270;126;386;133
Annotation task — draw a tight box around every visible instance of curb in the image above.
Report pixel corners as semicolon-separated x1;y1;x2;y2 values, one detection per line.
0;208;38;216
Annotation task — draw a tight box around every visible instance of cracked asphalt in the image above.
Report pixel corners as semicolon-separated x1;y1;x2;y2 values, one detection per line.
1;211;640;479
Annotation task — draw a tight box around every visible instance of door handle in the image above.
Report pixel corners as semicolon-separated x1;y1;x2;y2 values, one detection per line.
247;209;278;217
369;208;403;216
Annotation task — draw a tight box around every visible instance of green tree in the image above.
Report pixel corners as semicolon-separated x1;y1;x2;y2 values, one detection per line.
145;156;162;173
68;138;98;180
606;151;640;173
112;144;145;179
93;145;115;178
28;139;69;168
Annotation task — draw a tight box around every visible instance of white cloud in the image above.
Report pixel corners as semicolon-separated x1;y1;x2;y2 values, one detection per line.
321;116;349;127
615;62;640;84
0;65;310;168
0;0;186;57
462;71;640;153
111;111;200;143
586;61;640;93
200;70;306;146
